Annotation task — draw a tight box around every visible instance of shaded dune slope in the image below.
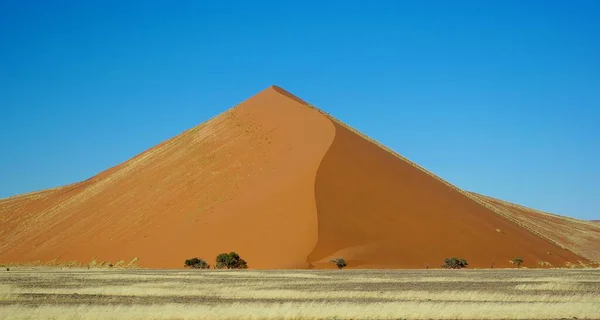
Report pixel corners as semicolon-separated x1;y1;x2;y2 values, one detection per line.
307;120;589;268
0;86;593;268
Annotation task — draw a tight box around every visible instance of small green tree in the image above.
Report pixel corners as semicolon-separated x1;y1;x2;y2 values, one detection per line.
442;257;468;269
511;257;524;269
215;252;248;269
329;257;347;269
184;257;210;269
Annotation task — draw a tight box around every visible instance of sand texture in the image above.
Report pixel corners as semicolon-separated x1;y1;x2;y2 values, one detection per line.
469;192;600;264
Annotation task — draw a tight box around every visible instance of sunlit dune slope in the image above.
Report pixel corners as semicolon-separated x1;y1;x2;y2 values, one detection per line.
468;192;600;264
0;86;593;268
0;86;335;268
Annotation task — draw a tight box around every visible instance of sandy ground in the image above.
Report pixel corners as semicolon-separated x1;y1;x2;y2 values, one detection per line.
1;268;599;319
0;86;595;269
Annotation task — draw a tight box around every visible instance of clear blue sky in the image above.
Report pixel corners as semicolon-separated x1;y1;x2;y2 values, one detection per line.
1;1;598;220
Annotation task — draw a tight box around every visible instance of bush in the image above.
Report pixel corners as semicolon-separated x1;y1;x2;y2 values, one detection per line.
184;257;210;269
442;257;468;269
215;252;248;269
329;257;347;269
511;257;524;268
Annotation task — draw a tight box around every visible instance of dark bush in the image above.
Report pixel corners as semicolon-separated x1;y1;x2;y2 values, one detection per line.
511;257;524;268
184;257;210;269
215;252;248;269
329;257;347;269
442;257;468;269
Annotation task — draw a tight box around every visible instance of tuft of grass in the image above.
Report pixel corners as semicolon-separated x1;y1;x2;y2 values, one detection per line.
126;257;140;269
538;261;553;267
113;260;126;268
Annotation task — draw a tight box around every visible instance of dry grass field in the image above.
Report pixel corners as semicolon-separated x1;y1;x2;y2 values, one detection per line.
1;268;599;319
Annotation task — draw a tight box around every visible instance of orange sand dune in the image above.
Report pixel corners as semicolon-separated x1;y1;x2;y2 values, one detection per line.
0;86;594;269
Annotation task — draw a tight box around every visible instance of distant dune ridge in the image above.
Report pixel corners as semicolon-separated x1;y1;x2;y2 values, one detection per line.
1;86;598;269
